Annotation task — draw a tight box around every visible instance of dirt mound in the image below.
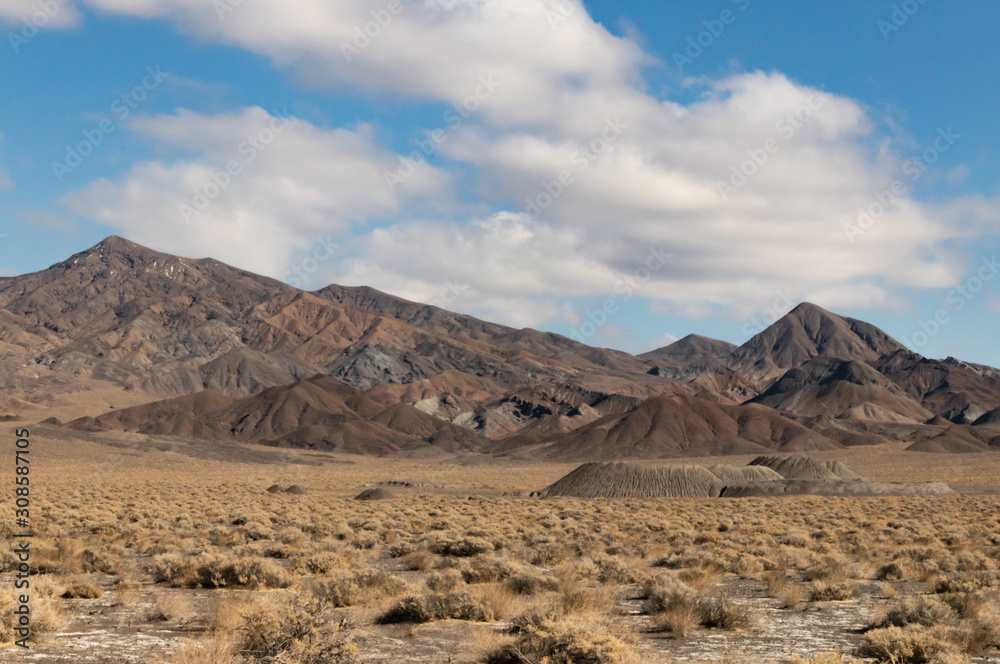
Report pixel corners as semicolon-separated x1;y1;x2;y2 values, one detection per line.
265;484;284;493
824;460;866;481
534;395;839;460
284;485;307;495
539;462;722;499
707;465;784;484
748;455;843;481
355;488;395;501
905;424;995;453
720;480;954;498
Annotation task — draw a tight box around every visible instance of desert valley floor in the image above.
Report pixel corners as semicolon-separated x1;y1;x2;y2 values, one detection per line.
3;420;1000;664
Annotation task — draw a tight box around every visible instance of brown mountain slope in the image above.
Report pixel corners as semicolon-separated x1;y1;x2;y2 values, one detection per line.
70;390;236;439
0;237;672;438
68;374;483;455
905;424;1000;454
524;394;840;460
747;356;932;423
639;334;736;378
875;351;1000;423
728;302;907;385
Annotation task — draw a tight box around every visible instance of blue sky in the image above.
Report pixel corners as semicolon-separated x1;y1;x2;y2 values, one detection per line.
1;0;998;365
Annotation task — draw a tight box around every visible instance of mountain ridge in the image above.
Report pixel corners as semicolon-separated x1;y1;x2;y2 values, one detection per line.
7;236;1000;458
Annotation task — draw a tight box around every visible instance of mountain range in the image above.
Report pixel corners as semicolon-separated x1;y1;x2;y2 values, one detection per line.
4;236;1000;458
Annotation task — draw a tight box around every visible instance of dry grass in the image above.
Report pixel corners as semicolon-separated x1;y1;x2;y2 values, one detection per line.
11;435;1000;662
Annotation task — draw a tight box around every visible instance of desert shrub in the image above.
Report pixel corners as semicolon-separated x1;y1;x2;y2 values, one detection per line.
387;542;416;558
779;530;811;548
593;554;640;585
699;597;760;631
557;576;608;617
238;596;356;664
0;591;16;644
872;595;957;629
426;569;465;593
401;549;435;571
505;570;552;596
644;575;757;634
651;601;701;637
430;537;494;557
934;572;997;594
462;556;520;584
0;582;65;645
82;547;122;574
949;593;1000;652
169;636;237;664
734;555;765;578
529;543;569;566
877;560;912;581
377;591;499;624
484;613;638;664
191;555;293;589
151;553;189;584
810;581;857;602
295;551;346;575
310;575;359;607
644;575;698;616
61;583;103;599
859;625;967;664
807;554;852;583
353;569;408;596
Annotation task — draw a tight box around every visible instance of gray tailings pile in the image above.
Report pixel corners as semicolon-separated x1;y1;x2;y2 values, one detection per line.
538;456;954;499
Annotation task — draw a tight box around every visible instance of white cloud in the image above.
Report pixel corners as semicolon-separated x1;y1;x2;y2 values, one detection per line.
61;0;1000;331
333;71;993;321
0;0;80;28
80;0;647;130
63;107;452;278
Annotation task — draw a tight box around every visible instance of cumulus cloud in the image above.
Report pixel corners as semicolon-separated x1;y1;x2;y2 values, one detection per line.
80;0;646;129
63;107;452;277
61;0;1000;331
333;71;990;320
